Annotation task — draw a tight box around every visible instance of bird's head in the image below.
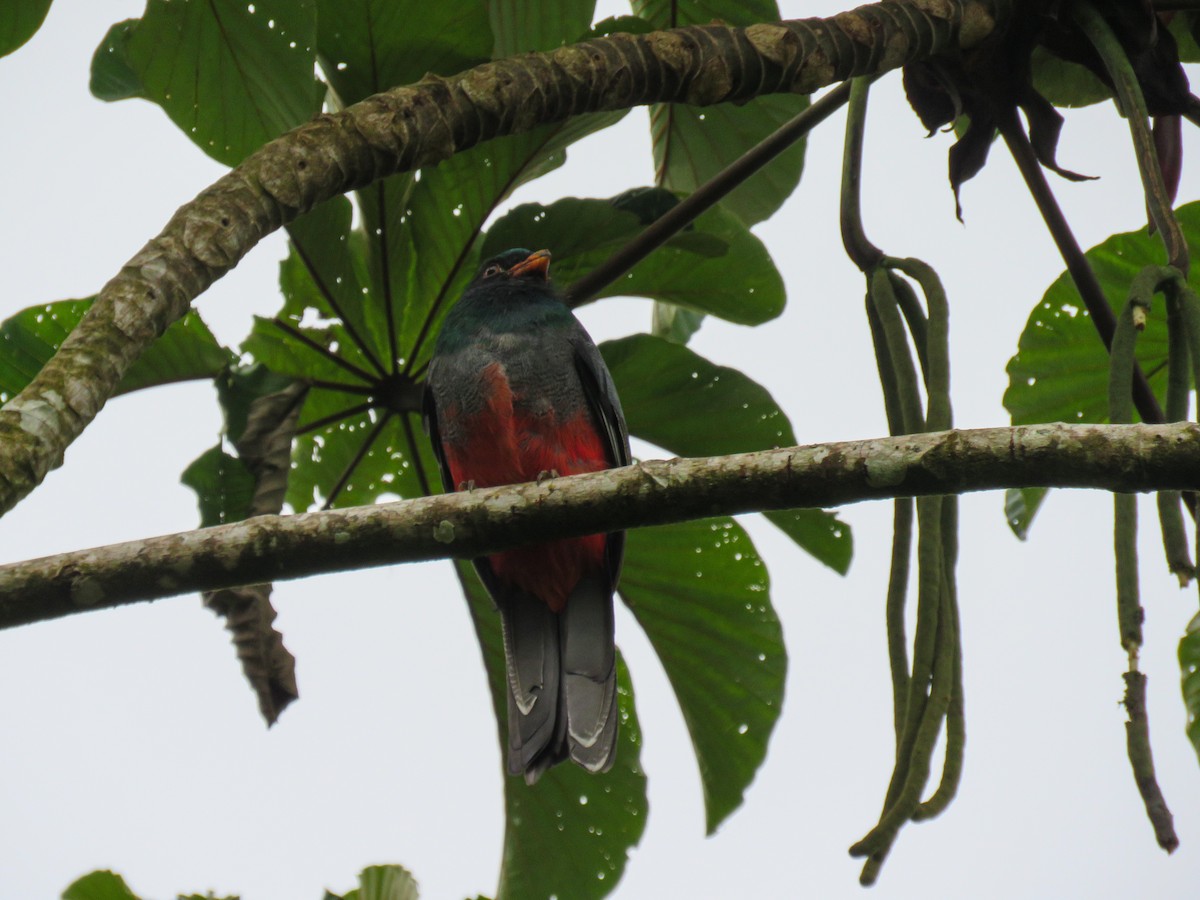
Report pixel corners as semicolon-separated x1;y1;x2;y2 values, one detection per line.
475;248;552;285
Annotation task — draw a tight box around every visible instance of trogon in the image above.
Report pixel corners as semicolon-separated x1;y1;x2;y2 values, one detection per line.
423;248;630;783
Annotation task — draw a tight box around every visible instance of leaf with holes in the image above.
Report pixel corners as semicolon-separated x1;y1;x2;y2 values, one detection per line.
1003;203;1200;536
316;0;491;108
457;562;648;900
0;299;231;406
180;445;257;527
602;333;850;573
634;0;806;227
92;0;323;166
621;517;784;833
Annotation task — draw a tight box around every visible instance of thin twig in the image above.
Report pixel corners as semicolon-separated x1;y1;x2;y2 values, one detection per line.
996;110;1172;429
565;82;854;305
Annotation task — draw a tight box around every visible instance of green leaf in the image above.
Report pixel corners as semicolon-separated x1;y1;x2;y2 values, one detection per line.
1031;47;1111;109
621;518;784;833
284;196;392;373
391;113;625;372
490;0;595;57
96;0;323;166
335;865;420;900
651;302;705;344
1181;611;1200;764
632;0;779;25
484;196;785;326
601;333;850;572
316;0;491;108
1004;485;1047;542
181;445;257;527
634;0;806;227
649;94;809;227
0;299;231;406
214;364;298;447
0;0;51;58
458;562;648;900
62;871;141;900
285;393;430;511
90;20;143;101
1003;202;1200;536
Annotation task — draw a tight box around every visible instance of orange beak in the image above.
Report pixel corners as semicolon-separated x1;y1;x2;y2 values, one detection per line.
509;248;551;278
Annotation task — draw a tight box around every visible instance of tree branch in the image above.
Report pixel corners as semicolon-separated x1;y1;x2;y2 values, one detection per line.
2;420;1196;629
0;0;1011;518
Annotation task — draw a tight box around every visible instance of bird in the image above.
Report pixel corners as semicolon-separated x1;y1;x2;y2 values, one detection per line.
423;247;630;783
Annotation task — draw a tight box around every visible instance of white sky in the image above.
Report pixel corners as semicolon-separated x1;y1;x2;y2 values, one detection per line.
1;2;1198;899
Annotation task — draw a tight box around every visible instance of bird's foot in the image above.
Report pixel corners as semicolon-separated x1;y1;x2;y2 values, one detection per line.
457;479;477;492
535;469;560;484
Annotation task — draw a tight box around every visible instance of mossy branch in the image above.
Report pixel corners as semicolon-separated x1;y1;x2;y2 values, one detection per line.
1;419;1196;630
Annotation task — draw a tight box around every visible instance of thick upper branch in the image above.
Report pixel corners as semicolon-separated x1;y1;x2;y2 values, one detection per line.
0;0;1011;517
2;420;1194;629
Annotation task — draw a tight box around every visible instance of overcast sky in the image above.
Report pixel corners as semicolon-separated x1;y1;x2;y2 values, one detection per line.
1;2;1198;899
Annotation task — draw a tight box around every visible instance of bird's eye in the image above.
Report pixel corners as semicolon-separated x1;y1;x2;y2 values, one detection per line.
483;265;503;278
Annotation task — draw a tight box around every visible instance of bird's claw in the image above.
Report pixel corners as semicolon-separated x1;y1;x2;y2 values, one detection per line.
535;469;560;484
457;479;477;492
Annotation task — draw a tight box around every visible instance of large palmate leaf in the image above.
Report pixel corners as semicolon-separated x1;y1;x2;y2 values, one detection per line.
621;518;784;833
0;0;51;58
1003;202;1200;537
602;333;851;572
458;562;647;900
0;299;231;405
285;392;432;511
634;0;806;228
314;0;493;357
91;0;323;166
484;194;785;326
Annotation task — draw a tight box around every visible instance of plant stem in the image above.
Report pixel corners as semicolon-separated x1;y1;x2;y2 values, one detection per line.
565;82;854;305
